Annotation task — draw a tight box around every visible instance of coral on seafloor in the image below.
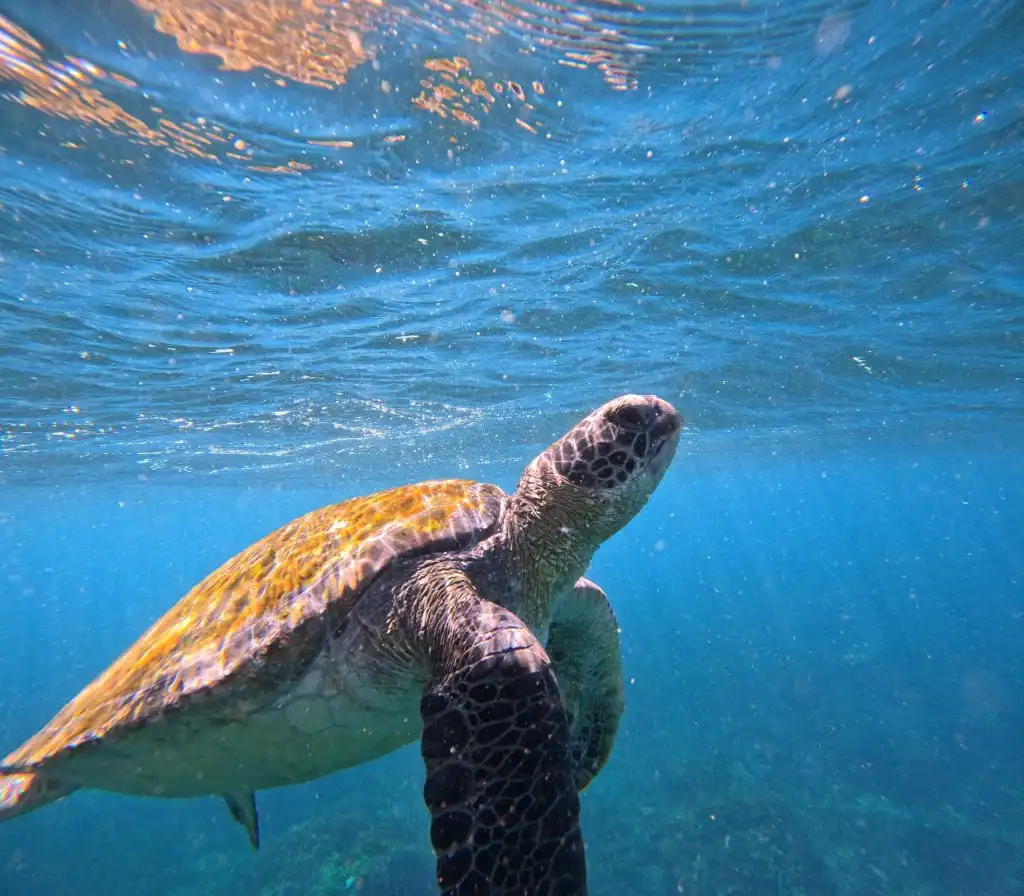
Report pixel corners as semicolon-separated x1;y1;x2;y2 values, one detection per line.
255;805;432;896
584;753;1024;896
165;751;1024;896
595;782;834;896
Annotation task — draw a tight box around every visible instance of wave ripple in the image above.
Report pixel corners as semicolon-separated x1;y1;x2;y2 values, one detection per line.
1;0;1021;484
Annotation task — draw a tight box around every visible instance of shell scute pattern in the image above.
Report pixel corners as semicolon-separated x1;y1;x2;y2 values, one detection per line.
3;480;504;771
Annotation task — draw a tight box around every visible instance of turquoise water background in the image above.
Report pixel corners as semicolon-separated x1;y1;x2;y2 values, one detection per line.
1;0;1022;893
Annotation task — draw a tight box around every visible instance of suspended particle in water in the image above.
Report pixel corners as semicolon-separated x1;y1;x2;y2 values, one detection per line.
815;15;852;55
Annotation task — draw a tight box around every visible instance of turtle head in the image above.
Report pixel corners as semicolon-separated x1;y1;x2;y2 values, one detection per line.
520;394;682;543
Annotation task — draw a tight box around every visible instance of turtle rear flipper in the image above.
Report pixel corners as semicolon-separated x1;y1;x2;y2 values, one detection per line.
223;790;260;850
0;771;76;820
421;599;586;896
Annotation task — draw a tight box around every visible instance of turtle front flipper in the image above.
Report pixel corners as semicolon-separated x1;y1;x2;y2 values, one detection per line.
420;595;586;896
547;577;625;792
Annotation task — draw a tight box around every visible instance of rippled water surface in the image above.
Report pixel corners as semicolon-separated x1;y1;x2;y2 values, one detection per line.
1;0;1020;484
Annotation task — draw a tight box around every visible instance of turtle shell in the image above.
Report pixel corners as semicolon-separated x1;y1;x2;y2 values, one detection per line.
3;479;505;772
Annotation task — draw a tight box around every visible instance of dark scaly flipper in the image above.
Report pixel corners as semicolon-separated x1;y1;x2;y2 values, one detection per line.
547;578;625;791
421;600;586;896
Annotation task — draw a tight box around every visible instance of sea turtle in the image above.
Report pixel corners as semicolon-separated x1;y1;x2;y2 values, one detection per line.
0;394;681;895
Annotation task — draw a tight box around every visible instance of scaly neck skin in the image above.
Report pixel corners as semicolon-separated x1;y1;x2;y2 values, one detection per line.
475;464;610;633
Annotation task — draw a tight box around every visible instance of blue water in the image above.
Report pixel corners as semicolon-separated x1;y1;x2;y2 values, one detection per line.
1;0;1022;893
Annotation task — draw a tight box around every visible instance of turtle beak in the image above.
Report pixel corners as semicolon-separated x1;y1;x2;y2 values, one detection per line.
627;396;681;486
646;396;683;455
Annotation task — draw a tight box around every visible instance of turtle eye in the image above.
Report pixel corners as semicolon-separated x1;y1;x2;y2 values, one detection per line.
607;404;649;430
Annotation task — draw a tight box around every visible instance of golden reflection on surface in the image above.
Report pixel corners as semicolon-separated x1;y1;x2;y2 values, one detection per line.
131;0;644;95
0;0;645;167
134;0;376;89
0;13;254;162
413;0;647;92
413;56;544;131
131;0;645;121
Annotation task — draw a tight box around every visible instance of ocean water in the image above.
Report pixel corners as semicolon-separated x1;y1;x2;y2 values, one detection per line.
0;0;1021;894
